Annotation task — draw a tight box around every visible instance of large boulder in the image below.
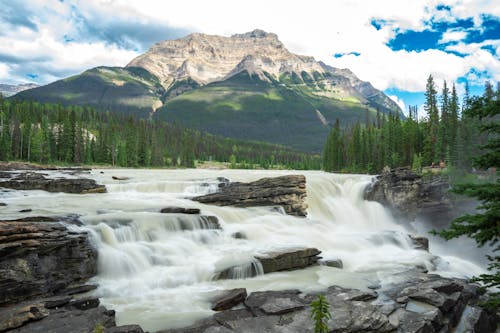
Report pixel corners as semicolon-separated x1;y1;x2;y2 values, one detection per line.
0;218;97;305
192;175;307;217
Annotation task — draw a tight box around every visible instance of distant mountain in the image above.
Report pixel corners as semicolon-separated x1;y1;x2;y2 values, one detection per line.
13;29;401;152
0;83;39;97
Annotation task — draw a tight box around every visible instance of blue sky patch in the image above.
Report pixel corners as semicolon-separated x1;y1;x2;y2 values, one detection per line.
388;30;442;52
334;52;360;58
26;73;38;79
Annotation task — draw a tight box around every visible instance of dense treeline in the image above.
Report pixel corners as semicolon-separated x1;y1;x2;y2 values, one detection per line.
0;98;321;169
323;76;499;174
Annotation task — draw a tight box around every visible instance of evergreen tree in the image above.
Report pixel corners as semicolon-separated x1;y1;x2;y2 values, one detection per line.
422;74;439;165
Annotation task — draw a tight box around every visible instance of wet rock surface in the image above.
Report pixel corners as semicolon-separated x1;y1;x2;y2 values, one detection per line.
0;172;106;194
0;215;146;333
211;288;247;311
255;247;321;273
214;247;321;280
364;167;455;223
160;207;201;214
0;218;97;306
192;175;307;216
161;270;497;333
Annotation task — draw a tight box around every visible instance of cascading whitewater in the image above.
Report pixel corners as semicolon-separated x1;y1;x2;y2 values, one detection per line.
0;169;485;331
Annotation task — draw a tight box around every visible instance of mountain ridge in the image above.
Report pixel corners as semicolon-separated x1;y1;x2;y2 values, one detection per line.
13;29;402;151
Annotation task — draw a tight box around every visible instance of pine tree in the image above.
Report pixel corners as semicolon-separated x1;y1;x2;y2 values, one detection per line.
422;74;439;165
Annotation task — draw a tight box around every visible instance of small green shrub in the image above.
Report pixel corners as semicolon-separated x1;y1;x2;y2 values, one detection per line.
93;323;104;333
310;294;331;333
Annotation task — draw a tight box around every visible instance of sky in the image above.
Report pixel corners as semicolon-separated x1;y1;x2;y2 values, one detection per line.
0;0;499;113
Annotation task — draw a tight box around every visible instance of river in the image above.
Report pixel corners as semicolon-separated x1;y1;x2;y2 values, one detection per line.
0;169;486;331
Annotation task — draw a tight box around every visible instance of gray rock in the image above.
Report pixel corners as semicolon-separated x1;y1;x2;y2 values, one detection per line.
0;220;97;306
0;302;49;332
409;235;429;251
213;308;253;327
193;175;308;217
364;167;454;223
454;305;497;333
244;290;302;316
214;248;321;280
259;297;304;315
42;296;72;309
9;306;116;333
160;207;201;214
396;310;435;333
104;324;145;333
319;258;343;268
211;288;247;311
69;297;100;310
0;172;106;194
256;247;321;273
157;317;225;333
64;283;98;295
231;232;246;239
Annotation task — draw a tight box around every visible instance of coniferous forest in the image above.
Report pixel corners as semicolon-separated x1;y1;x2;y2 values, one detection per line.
0;96;321;169
323;76;499;174
1;75;497;175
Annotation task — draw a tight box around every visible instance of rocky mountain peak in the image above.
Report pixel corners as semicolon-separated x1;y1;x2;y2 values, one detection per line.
231;29;278;39
127;30;314;88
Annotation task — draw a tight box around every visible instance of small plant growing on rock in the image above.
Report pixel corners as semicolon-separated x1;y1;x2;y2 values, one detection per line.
310;294;331;333
93;323;104;333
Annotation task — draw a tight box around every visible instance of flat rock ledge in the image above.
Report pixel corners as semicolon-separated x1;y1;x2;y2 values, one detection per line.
192;175;307;217
159;271;498;333
214;247;321;280
0;171;106;194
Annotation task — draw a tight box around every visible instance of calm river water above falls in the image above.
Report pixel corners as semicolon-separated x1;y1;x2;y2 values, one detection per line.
0;169;486;331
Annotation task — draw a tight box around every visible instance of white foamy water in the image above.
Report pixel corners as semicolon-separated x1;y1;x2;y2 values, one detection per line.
0;169;486;331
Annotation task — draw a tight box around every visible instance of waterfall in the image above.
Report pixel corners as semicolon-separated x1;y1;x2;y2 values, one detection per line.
1;168;485;331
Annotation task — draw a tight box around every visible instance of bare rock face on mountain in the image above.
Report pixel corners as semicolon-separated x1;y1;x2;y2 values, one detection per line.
128;30;321;88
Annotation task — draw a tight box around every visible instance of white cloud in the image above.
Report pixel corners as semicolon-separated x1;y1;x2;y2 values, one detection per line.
439;30;467;43
388;94;406;114
0;0;498;99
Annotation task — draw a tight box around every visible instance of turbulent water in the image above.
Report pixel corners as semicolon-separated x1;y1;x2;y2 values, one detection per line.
0;169;486;331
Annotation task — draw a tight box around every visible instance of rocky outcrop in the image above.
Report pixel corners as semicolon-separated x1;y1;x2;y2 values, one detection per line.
256;248;321;273
159;271;497;333
0;218;97;306
192;175;307;216
160;207;201;214
214;247;321;280
211;289;248;311
0;296;116;333
364;167;455;223
0;216;147;333
0;172;106;194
